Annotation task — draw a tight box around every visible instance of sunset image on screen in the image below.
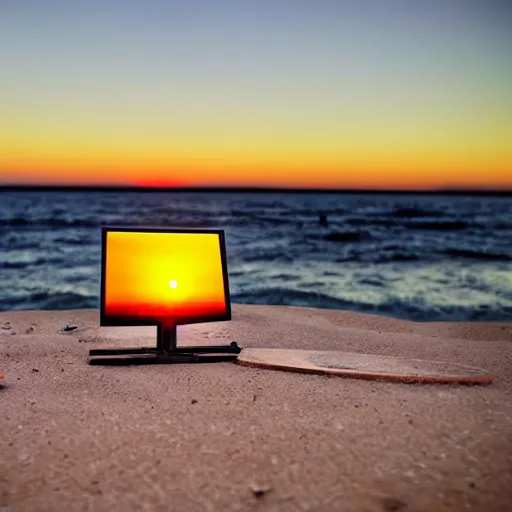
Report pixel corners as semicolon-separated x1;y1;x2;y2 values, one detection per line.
103;231;228;324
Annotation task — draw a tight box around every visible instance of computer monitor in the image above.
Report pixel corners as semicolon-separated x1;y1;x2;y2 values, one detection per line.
89;227;241;365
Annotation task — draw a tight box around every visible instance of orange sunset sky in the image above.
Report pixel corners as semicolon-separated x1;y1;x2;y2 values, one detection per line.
1;0;511;190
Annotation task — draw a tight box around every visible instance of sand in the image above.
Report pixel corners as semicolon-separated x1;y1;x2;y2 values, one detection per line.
1;304;511;512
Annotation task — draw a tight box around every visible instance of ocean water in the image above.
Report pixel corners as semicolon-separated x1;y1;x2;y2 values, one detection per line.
0;190;511;322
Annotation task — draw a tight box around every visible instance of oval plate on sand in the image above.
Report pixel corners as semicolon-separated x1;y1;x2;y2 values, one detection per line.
237;349;493;384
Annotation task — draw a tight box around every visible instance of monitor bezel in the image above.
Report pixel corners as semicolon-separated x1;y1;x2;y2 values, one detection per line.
100;226;232;327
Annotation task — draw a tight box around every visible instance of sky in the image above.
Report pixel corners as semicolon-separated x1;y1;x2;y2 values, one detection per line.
0;0;511;190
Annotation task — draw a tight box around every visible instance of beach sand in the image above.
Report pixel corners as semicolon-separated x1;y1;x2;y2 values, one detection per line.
1;304;511;512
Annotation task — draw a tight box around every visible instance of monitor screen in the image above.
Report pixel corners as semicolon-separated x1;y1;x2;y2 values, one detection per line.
100;227;231;327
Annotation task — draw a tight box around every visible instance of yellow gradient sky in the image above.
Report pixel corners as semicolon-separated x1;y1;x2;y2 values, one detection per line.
1;0;511;190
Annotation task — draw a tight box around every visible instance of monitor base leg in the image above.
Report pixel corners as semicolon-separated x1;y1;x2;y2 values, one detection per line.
88;341;242;366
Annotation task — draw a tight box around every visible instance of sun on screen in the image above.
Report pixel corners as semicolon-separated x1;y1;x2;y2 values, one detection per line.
103;231;228;323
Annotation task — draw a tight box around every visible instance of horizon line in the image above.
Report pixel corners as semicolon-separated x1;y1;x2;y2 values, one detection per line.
0;184;511;197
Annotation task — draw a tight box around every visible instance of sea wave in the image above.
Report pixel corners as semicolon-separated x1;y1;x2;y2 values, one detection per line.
390;207;445;218
1;285;509;321
0;255;66;269
404;220;469;230
442;249;512;262
344;217;471;230
0;217;98;228
231;287;512;322
0;291;98;311
320;231;368;242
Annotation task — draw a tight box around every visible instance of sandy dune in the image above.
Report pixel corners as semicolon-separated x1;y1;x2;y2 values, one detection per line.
1;305;511;512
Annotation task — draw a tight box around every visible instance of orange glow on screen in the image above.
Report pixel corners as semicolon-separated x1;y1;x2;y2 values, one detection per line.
104;231;228;324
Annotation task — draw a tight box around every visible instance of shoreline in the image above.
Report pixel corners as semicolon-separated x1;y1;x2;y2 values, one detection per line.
1;301;511;326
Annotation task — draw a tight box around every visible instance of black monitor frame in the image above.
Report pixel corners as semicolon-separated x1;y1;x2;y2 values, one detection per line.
89;226;240;365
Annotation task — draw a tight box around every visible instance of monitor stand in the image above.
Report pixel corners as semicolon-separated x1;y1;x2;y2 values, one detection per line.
88;324;242;365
